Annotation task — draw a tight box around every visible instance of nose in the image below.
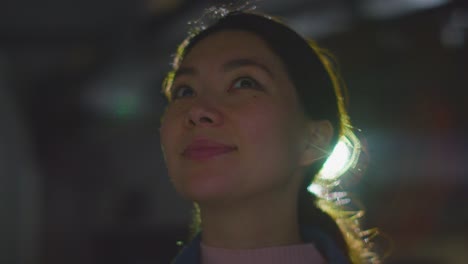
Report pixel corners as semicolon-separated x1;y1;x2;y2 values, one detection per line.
185;99;224;128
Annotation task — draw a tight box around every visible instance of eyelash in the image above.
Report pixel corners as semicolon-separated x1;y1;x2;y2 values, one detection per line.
230;76;262;90
170;76;262;101
170;85;194;101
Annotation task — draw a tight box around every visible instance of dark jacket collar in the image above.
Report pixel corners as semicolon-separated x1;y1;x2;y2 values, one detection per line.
172;226;350;264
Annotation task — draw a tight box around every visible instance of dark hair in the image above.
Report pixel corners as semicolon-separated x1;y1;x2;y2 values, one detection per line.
163;11;377;264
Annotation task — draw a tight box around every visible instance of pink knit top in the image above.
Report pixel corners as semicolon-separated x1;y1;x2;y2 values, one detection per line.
200;242;326;264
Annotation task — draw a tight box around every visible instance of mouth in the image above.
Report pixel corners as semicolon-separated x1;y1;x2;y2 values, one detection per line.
182;139;237;161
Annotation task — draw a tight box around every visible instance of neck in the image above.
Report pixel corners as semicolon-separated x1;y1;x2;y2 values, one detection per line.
199;182;303;249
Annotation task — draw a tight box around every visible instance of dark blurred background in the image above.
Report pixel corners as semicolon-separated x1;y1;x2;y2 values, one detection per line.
1;0;467;263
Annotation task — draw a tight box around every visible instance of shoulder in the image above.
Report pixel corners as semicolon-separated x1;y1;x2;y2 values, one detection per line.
172;228;350;264
171;234;201;264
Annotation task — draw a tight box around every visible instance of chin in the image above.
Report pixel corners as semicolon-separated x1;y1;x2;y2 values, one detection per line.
175;171;238;204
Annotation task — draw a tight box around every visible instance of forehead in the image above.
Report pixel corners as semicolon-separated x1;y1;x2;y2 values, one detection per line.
181;30;285;70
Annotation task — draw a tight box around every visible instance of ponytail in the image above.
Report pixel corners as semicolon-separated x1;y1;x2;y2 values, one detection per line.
298;187;349;254
298;162;351;261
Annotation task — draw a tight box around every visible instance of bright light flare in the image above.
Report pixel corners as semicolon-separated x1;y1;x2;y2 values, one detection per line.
320;141;351;180
316;132;361;181
307;183;324;197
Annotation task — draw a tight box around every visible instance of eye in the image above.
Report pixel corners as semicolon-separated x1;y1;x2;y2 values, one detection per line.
232;77;261;90
171;85;195;100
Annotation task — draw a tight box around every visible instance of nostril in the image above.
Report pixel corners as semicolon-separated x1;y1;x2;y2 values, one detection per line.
200;117;213;123
185;104;222;127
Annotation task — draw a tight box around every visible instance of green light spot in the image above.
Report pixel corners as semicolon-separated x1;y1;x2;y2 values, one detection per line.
115;95;138;118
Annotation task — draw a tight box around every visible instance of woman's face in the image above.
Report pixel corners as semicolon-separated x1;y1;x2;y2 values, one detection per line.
160;30;309;204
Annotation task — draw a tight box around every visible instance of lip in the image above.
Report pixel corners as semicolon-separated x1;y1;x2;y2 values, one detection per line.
182;139;237;160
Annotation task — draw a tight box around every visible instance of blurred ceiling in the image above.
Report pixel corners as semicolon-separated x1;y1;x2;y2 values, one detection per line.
0;0;460;36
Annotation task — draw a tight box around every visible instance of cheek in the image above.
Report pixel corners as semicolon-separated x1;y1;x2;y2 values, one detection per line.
160;111;173;153
239;99;301;161
233;104;302;195
160;108;182;174
160;117;188;196
160;105;185;146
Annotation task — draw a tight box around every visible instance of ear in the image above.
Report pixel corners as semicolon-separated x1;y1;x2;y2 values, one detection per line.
298;120;334;166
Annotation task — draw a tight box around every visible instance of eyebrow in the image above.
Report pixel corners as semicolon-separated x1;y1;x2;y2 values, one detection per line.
174;66;197;77
222;58;275;79
174;58;275;79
